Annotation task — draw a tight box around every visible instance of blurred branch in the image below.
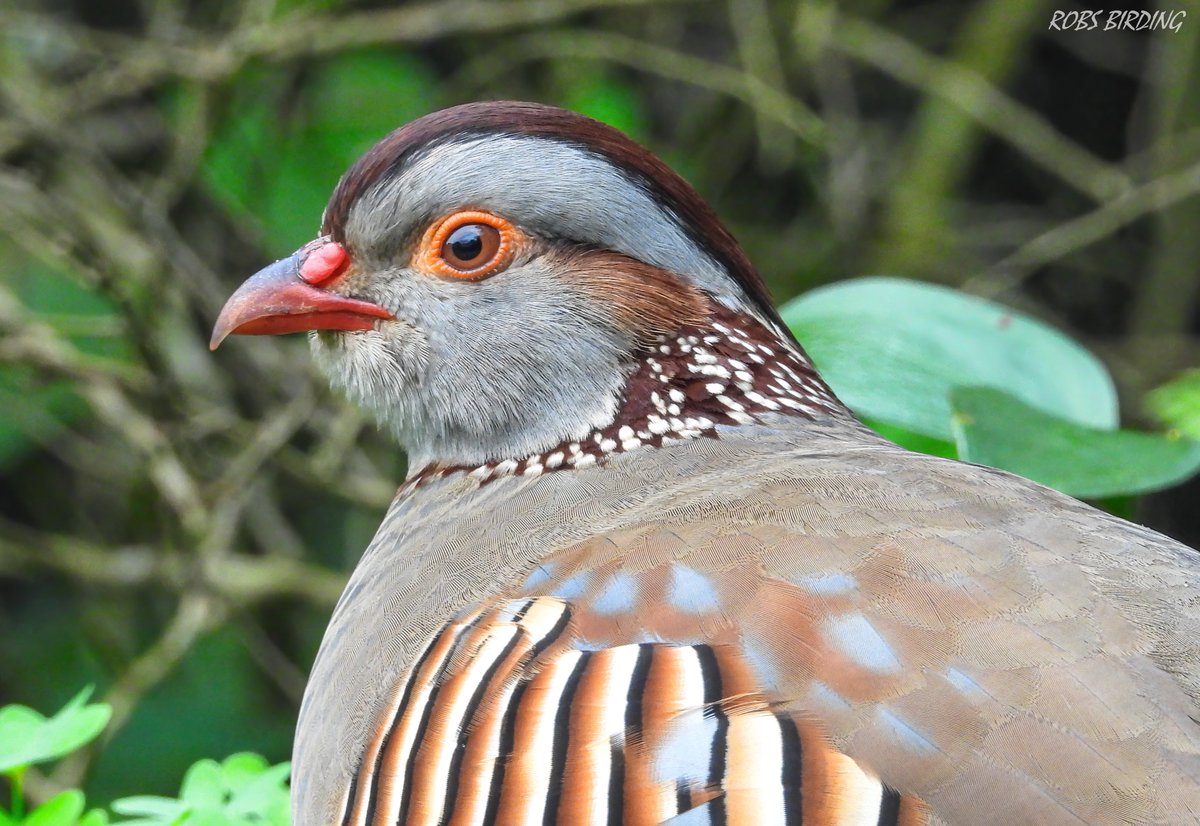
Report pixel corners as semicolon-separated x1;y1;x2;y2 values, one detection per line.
460;29;826;145
729;0;794;169
0;324;151;391
52;592;224;791
209;388;317;505
1129;16;1200;343
0;517;346;607
967;158;1200;293
149;79;217;209
0;0;693;158
865;0;1053;275
85;381;211;537
278;446;399;510
101;593;222;739
819;10;1132;205
235;616;308;704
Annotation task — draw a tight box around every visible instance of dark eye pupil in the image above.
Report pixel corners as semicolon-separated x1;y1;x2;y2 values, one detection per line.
447;226;483;262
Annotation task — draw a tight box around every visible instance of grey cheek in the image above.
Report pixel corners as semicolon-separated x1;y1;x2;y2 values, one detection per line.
312;257;632;465
310;322;428;412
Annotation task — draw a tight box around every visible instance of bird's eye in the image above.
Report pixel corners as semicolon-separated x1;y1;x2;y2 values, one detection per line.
421;210;517;280
443;224;499;270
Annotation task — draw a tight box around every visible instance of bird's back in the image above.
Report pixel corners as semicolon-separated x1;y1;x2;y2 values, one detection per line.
295;419;1200;825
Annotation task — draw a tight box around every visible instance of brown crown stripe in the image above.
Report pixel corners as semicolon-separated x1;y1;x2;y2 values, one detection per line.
322;101;787;336
345;599;926;825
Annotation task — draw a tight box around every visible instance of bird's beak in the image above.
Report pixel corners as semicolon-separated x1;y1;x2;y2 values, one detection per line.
209;248;393;350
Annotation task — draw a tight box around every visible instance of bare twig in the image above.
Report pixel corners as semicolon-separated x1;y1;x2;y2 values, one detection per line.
0;517;346;606
825;11;1132;204
457;29;826;145
966;158;1200;293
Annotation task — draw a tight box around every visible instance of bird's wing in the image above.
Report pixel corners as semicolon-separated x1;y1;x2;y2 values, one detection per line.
333;594;928;826
504;444;1200;825
297;428;1200;825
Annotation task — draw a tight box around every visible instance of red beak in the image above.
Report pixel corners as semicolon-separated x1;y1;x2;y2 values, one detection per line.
210;251;393;350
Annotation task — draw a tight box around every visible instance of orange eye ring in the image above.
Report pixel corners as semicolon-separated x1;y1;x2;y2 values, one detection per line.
419;210;517;281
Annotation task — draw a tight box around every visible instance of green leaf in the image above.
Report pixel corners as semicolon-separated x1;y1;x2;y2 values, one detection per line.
218;753;269;792
110;754;289;826
223;755;290;825
78;810;109;826
951;387;1200;498
108;794;188;826
1147;369;1200;441
179;760;223;809
0;687;111;774
780;277;1118;440
22;791;84;826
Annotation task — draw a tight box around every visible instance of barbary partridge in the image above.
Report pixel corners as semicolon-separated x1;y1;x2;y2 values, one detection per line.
212;102;1200;825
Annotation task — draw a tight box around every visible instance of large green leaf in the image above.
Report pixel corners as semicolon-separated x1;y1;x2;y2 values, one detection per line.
780;277;1118;440
861;417;958;459
951;387;1200;498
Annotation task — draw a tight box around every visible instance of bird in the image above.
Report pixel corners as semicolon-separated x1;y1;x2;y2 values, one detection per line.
211;101;1200;825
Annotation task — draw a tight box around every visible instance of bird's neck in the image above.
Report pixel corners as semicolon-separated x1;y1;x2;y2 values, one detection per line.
404;305;849;490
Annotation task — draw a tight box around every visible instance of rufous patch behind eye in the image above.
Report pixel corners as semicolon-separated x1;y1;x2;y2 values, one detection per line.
300;242;349;285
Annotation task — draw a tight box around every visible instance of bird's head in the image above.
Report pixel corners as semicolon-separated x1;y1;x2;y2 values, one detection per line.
212;102;844;476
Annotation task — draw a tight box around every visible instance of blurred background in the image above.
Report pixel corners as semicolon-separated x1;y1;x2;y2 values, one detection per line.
1;0;1198;807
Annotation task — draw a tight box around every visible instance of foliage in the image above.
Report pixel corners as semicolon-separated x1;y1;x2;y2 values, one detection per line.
951;387;1200;499
782;278;1200;497
0;689;109;825
1148;370;1200;442
0;0;1197;808
0;791;107;826
1;693;287;826
110;754;289;826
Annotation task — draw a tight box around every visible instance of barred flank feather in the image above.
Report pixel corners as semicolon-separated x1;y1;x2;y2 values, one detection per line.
336;598;924;826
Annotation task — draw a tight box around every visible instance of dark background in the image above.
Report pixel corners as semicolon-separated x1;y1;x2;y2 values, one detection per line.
1;0;1197;805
